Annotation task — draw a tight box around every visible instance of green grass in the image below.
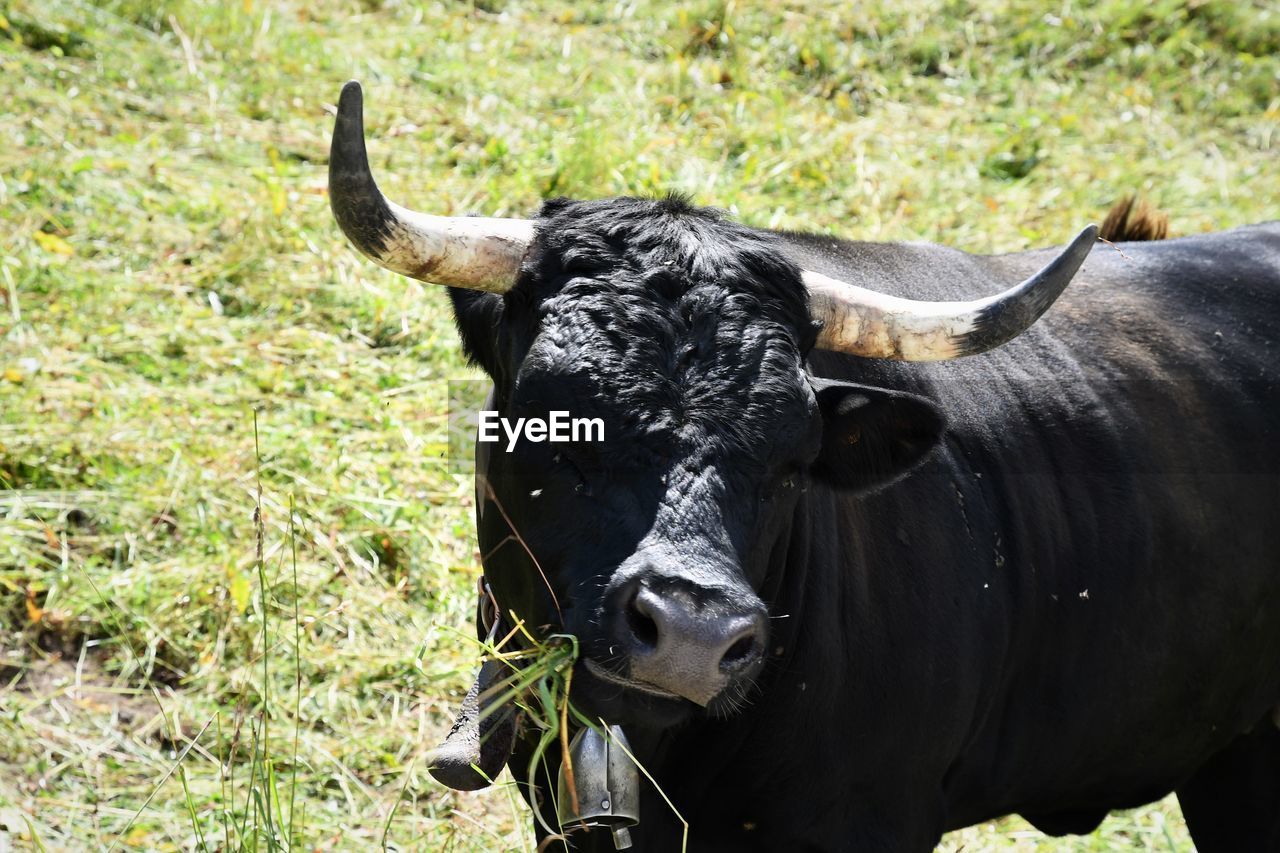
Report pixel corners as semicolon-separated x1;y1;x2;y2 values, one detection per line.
0;0;1277;848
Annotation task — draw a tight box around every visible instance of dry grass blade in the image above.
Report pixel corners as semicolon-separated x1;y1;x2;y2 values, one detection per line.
106;716;215;853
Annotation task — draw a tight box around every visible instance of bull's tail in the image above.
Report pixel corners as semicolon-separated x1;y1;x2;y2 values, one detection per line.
1100;196;1170;242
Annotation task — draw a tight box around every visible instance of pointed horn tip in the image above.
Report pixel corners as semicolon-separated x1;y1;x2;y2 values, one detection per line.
330;79;370;174
338;80;363;116
1066;224;1100;256
1058;223;1100;268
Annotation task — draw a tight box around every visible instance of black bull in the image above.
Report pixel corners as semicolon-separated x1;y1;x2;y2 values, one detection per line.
328;126;1280;845
451;201;1280;852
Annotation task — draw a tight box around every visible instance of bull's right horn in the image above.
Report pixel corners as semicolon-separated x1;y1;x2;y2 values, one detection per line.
329;80;532;293
804;225;1098;361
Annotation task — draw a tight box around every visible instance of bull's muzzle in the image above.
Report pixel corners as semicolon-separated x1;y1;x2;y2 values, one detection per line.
609;576;768;707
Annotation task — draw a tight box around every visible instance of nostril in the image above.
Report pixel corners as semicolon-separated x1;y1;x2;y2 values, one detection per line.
625;595;659;651
719;634;758;669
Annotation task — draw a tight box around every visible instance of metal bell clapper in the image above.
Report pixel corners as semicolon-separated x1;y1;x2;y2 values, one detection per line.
556;725;640;849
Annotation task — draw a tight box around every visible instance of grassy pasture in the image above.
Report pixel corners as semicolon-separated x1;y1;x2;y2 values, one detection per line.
0;0;1277;848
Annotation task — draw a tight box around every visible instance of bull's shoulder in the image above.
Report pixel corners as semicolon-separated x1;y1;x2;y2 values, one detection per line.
771;229;994;301
773;220;1280;305
983;220;1280;296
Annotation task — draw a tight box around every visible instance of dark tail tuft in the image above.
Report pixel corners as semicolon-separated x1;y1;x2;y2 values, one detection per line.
1099;196;1170;242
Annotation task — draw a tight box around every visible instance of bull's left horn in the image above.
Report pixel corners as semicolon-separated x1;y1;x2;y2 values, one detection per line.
804;225;1098;361
329;80;532;292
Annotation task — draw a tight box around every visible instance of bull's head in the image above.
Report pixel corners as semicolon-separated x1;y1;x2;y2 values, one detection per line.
329;81;1094;747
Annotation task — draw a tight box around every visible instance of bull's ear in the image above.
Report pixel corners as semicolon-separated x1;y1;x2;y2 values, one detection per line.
811;379;945;492
449;289;507;382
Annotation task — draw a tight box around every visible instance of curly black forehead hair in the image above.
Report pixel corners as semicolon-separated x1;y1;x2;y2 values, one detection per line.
462;195;818;461
514;194;819;354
